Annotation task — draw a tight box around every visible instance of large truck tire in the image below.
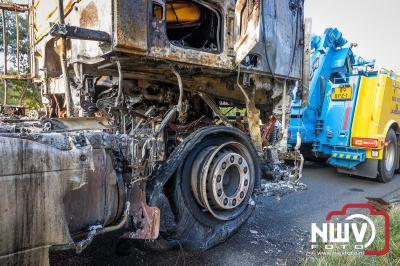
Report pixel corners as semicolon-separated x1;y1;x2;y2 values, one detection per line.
378;129;398;183
117;128;261;253
165;133;261;250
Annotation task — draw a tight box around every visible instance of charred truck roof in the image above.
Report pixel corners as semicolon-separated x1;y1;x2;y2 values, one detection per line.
0;1;305;265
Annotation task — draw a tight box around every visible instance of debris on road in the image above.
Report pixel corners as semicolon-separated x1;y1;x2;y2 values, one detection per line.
249;230;259;235
260;180;307;199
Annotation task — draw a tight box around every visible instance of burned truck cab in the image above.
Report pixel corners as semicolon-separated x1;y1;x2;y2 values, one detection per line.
31;0;304;149
1;0;304;265
32;0;304;102
119;0;303;73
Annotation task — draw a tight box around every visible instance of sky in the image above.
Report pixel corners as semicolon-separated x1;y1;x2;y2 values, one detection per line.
305;0;400;72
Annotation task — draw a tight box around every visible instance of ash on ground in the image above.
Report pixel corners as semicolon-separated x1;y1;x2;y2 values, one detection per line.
260;180;307;199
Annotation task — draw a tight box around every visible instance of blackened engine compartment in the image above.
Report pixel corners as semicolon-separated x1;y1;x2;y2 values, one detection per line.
165;1;222;53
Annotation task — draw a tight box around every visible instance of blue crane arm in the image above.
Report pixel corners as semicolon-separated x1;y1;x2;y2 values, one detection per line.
289;28;374;149
297;28;353;109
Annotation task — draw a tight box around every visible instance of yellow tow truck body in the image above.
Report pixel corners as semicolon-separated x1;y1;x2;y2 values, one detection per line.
351;69;400;161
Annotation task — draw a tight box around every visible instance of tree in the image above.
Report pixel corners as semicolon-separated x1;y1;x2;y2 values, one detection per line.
0;5;30;71
0;1;40;109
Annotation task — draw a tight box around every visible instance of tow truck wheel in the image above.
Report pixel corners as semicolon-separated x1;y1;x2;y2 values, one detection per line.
167;134;260;250
378;129;398;183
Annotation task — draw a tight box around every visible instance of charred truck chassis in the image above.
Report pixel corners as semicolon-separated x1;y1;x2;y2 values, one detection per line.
0;0;305;265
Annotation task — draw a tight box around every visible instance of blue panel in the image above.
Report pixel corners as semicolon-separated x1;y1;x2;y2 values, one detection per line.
329;146;366;170
316;76;361;150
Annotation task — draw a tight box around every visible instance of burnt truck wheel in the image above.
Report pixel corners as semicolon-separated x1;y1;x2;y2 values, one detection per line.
378;129;398;183
167;134;260;250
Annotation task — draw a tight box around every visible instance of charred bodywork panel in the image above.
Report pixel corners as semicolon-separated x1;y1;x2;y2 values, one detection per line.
1;0;305;265
0;132;120;265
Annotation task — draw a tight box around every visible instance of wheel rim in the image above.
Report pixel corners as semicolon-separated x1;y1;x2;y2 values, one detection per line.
384;141;396;172
190;141;255;221
210;151;250;210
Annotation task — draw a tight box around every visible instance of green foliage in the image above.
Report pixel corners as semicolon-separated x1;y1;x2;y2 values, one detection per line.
220;107;246;117
0;1;40;109
0;80;41;109
0;2;29;70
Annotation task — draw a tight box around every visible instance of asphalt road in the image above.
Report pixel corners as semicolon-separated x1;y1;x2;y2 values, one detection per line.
50;162;400;266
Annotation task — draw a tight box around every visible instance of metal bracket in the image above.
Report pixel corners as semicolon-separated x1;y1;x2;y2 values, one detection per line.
122;180;160;240
50;23;111;43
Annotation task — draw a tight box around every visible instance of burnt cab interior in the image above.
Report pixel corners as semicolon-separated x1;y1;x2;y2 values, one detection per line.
152;0;222;53
115;0;302;78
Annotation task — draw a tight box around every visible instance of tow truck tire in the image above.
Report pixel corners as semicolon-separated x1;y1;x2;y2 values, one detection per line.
166;133;261;250
377;129;398;183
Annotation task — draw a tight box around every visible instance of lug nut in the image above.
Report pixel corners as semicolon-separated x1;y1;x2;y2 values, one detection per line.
232;199;237;206
224;198;228;206
217;175;222;182
239;158;243;165
217;189;222;197
243;167;248;174
230;156;235;163
244;179;248;186
222;162;227;169
240;191;245;198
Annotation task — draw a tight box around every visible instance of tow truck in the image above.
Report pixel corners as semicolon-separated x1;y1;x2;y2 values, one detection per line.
289;28;400;182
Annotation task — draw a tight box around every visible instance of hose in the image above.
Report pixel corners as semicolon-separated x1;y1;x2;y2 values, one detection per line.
74;201;130;254
236;65;250;104
114;61;123;108
170;66;184;113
